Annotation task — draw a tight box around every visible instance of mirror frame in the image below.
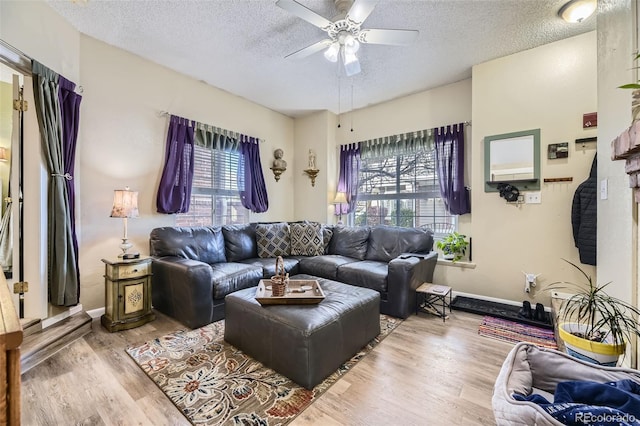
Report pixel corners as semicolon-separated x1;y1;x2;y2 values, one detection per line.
484;128;541;192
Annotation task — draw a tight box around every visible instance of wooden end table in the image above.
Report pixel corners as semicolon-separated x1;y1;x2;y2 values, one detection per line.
416;283;452;322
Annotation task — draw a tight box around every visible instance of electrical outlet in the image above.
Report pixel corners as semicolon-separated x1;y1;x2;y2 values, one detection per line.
525;191;541;204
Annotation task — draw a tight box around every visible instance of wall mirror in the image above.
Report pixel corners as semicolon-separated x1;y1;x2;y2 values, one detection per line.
484;129;540;192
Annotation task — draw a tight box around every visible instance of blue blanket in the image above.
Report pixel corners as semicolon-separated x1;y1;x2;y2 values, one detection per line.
513;379;640;425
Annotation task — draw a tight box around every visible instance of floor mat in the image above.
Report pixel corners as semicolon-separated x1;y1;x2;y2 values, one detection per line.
478;316;557;349
451;296;553;329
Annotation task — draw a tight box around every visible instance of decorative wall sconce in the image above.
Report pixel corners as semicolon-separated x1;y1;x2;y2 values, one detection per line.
270;148;287;182
304;149;320;187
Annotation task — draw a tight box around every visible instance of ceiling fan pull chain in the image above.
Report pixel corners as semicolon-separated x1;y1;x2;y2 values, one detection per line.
350;84;354;132
337;77;342;128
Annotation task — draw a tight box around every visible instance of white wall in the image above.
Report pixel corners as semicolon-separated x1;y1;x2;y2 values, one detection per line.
596;0;637;365
468;32;597;304
596;0;635;303
293;110;337;223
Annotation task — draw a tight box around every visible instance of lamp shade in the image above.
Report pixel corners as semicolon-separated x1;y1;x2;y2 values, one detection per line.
110;187;139;218
333;192;348;204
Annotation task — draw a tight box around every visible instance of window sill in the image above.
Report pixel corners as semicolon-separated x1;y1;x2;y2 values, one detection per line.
437;259;476;269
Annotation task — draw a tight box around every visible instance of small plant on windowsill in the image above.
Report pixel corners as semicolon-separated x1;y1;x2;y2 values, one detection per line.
436;232;468;263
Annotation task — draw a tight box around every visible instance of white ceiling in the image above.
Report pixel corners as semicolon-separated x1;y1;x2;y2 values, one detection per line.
45;0;597;118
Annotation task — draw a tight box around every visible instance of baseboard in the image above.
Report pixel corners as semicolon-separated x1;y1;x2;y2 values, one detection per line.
86;307;105;319
41;304;84;329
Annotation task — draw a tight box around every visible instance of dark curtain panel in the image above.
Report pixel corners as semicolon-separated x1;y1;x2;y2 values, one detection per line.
156;115;195;214
335;143;360;215
434;123;470;215
58;76;82;296
238;135;269;213
32;60;79;306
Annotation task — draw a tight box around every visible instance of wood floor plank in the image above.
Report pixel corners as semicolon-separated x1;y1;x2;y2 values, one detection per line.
21;309;513;425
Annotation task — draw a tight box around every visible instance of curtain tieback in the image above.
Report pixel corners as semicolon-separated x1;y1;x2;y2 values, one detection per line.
52;173;72;181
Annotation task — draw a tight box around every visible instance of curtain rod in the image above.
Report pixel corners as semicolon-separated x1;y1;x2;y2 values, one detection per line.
159;110;264;143
0;39;84;93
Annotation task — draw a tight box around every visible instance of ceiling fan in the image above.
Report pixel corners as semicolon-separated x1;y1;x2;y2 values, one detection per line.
276;0;419;76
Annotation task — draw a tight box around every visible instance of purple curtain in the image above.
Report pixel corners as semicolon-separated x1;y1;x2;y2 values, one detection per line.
434;123;470;215
58;76;82;295
156;115;195;213
334;143;360;215
238;135;269;213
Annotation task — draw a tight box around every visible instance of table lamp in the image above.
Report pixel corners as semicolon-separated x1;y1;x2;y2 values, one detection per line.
110;186;139;259
333;191;348;224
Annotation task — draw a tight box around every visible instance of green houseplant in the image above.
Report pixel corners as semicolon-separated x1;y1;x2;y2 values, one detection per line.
436;232;468;262
546;259;640;366
619;53;640;89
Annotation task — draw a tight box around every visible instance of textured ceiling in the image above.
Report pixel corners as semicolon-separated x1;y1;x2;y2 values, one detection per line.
45;0;597;118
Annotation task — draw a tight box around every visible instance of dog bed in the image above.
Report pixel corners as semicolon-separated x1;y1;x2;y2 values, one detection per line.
493;342;640;425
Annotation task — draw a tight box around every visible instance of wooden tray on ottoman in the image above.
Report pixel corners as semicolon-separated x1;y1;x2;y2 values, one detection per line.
255;279;325;305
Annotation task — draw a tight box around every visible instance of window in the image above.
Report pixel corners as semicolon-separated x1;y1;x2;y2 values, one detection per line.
176;145;249;226
352;149;456;236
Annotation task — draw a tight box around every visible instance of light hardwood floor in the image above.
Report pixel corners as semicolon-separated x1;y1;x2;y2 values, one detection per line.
21;309;513;425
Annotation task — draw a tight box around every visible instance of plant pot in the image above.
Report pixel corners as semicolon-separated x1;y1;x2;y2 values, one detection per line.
559;323;625;367
443;253;455;261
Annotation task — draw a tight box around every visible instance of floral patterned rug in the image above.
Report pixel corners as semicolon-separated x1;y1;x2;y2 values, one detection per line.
126;315;401;425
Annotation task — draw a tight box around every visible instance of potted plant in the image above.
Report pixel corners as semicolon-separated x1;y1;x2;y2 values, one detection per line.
436;232;468;262
546;259;640;366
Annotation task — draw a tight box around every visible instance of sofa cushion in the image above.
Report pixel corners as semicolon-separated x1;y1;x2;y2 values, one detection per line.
337;260;388;293
290;222;324;256
328;226;370;260
222;224;257;262
255;222;291;258
210;262;263;300
239;257;301;278
149;226;226;264
366;225;433;262
298;255;359;280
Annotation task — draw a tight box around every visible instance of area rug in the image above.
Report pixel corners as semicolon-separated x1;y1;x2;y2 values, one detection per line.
126;315;401;425
478;316;557;350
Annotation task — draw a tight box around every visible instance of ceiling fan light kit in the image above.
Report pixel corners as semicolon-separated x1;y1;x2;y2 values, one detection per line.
277;0;418;76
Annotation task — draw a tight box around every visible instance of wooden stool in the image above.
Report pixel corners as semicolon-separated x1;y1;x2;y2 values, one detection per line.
416;283;452;322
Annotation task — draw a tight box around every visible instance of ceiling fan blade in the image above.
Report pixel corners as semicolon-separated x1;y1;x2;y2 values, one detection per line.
276;0;333;30
346;0;379;26
358;28;419;45
285;39;333;59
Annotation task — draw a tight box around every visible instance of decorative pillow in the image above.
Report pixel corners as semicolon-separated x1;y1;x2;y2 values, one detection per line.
255;222;291;258
290;222;324;256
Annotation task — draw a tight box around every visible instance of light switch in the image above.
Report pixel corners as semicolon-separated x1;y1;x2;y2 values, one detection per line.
600;179;608;200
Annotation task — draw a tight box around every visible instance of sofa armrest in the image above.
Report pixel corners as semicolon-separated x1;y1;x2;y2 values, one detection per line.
151;256;215;329
387;251;438;318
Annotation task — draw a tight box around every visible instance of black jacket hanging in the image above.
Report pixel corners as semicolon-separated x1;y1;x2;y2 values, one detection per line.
571;155;597;265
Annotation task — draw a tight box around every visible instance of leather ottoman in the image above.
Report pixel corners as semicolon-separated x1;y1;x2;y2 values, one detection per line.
224;274;380;389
